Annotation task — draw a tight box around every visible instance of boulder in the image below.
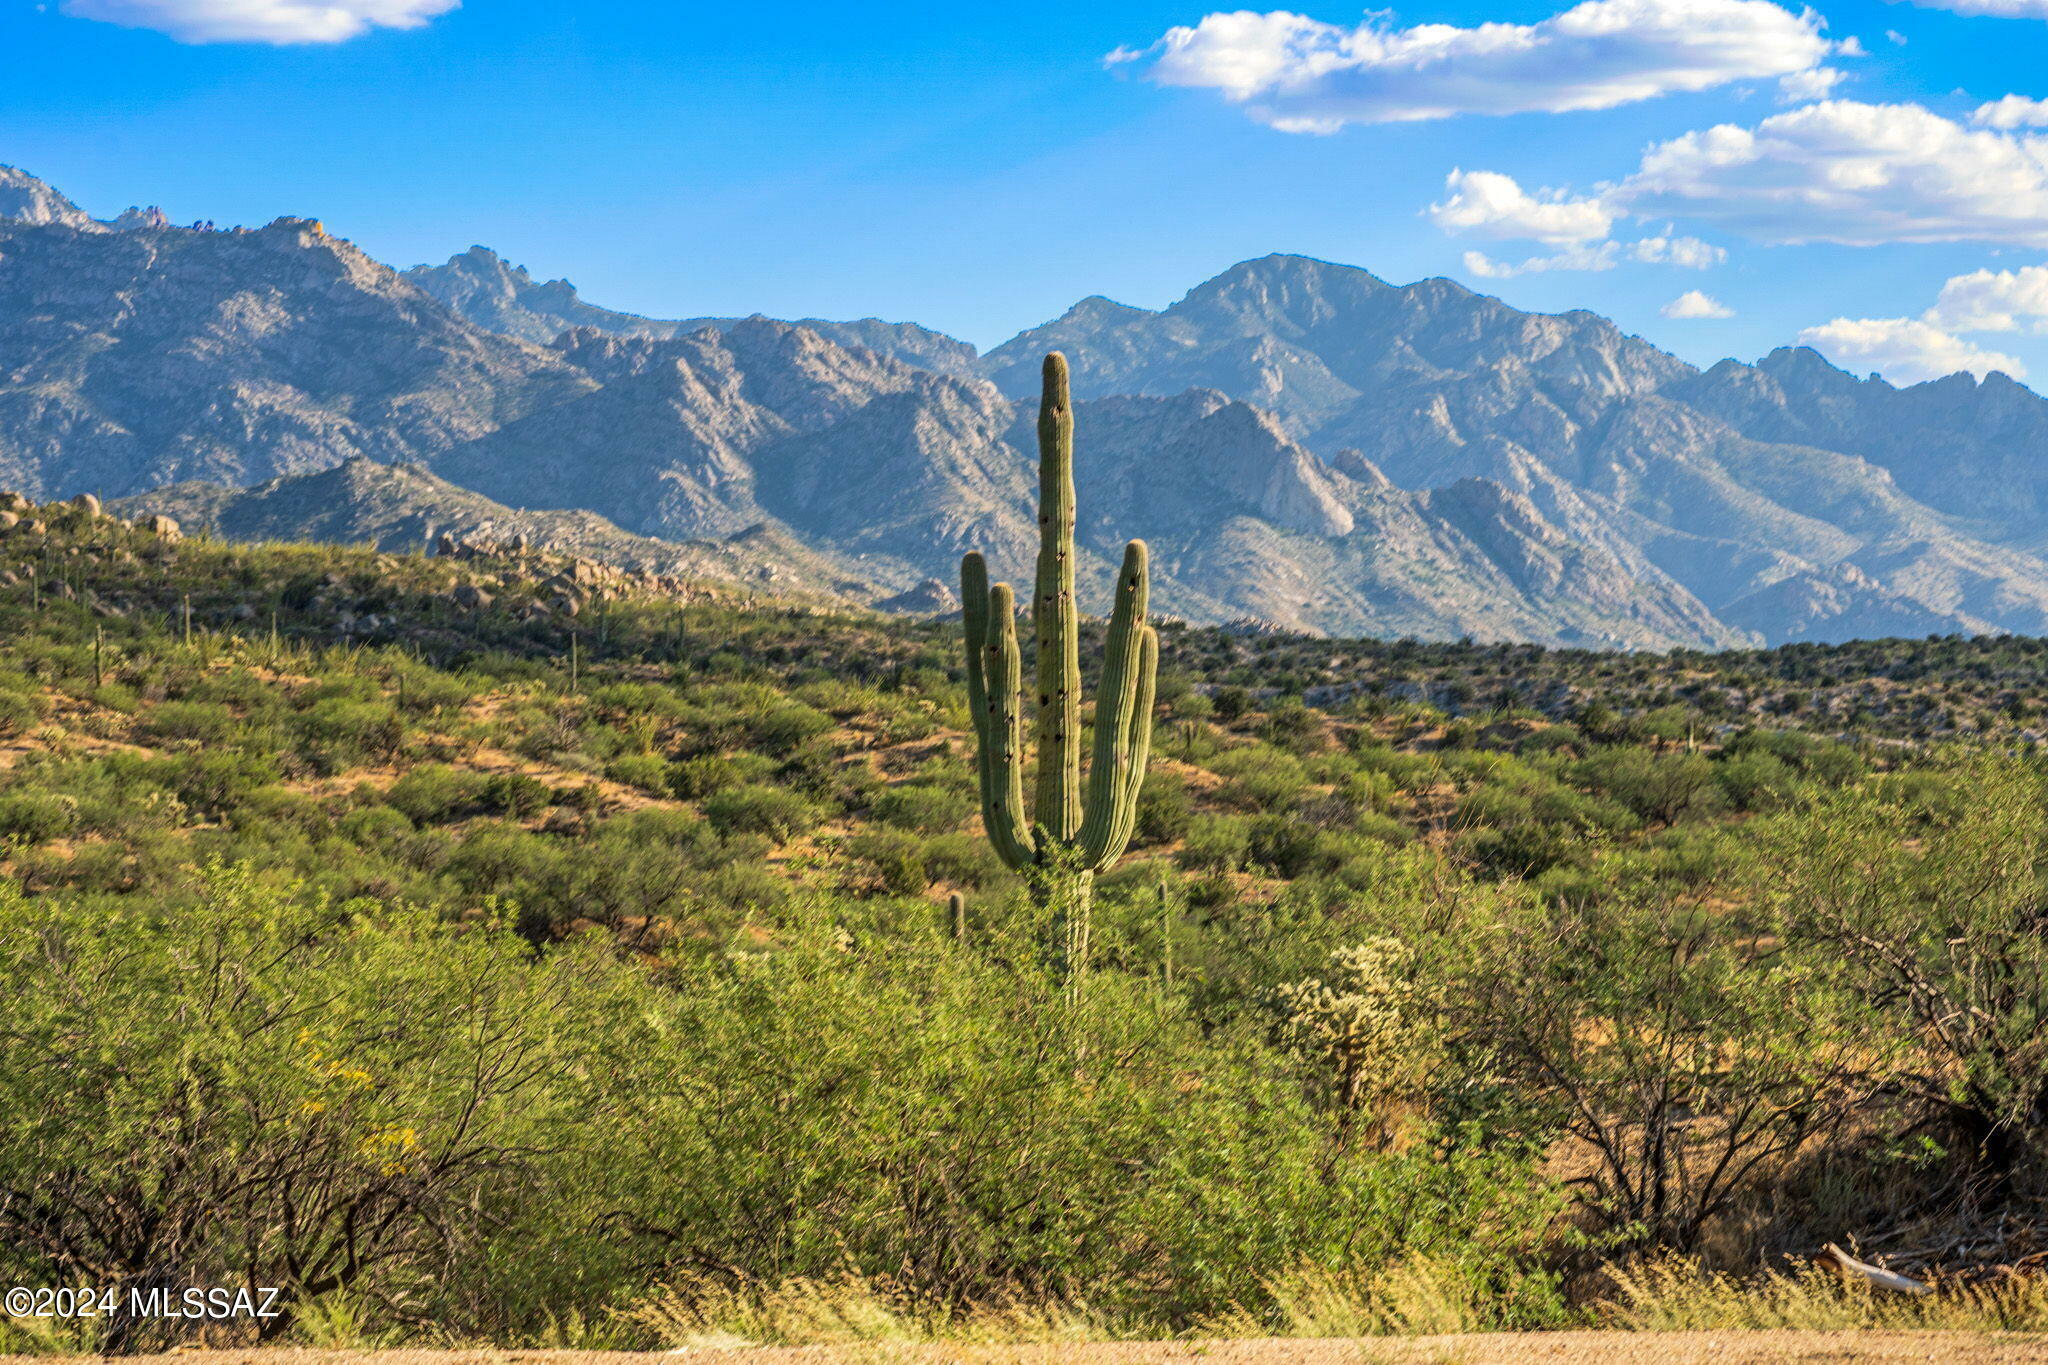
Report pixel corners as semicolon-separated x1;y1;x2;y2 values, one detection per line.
144;514;181;541
71;493;101;518
453;584;493;611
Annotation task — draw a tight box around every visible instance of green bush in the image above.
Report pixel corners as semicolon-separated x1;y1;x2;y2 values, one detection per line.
867;782;972;834
704;783;823;842
0;792;76;844
386;765;484;824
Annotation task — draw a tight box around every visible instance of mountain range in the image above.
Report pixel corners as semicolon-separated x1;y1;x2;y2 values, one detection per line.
7;163;2048;648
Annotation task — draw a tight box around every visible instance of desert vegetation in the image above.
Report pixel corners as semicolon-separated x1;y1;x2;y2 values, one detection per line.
0;492;2045;1353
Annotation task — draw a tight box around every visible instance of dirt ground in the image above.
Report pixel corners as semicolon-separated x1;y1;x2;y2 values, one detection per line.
11;1333;2048;1365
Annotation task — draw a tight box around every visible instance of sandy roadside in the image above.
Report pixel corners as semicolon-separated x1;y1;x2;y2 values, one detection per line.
8;1332;2048;1365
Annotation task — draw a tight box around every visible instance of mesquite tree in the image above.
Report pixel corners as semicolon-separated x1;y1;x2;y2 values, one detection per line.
960;352;1158;993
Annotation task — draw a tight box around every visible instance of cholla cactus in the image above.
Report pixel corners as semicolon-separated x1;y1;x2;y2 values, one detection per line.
960;353;1159;992
1277;938;1437;1145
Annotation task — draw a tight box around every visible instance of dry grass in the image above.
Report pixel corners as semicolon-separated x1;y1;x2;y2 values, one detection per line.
624;1274;1115;1351
1598;1256;2048;1333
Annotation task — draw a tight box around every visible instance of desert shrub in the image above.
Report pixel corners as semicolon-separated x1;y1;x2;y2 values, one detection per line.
867;782;972;834
847;829;929;895
604;752;672;795
744;702;834;758
668;752;776;800
1245;814;1331;879
294;697;403;773
1261;698;1322;752
1574;747;1721;827
1457;885;1858;1250
386;765;484;824
1715;749;1797;811
1209;746;1309;810
146;749;282;819
0;865;635;1347
0;791;76;845
1211;686;1252;722
593;921;1549;1326
0;684;45;736
1765;757;2048;1172
479;772;553;820
704;783;822;843
141;699;238;745
1136;769;1194;844
1178;814;1251;873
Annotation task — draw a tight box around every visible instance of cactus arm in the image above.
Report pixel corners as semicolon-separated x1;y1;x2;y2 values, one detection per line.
961;552;991;737
1033;352;1084;843
1078;540;1149;865
961;551;1013;864
982;582;1037;868
1088;624;1158;874
961;551;992;757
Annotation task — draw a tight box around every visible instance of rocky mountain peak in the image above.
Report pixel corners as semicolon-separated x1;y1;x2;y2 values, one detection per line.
0;166;96;229
1758;345;1864;389
1176;253;1393;333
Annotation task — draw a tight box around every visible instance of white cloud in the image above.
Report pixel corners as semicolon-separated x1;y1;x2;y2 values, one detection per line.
1434;172;1730;274
1463;244;1624;277
1925;264;2048;331
60;0;455;43
1427;169;1615;245
1661;289;1736;317
1972;94;2048;129
1891;0;2048;17
1615;100;2048;246
1778;66;1846;101
1796;316;2025;382
1125;0;1838;128
1628;233;1727;267
1885;27;1909;41
1460;234;1727;277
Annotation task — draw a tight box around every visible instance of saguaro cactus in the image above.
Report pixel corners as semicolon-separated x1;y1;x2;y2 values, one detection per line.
961;352;1159;991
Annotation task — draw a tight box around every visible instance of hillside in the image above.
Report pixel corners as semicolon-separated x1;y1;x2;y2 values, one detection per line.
2;508;2047;1351
109;456;883;604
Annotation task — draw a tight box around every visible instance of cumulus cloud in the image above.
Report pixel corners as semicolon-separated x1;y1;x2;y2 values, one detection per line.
1615;100;2048;246
1460;234;1731;277
1890;0;2048;17
1628;234;1727;267
60;0;455;43
1122;0;1838;128
1796;316;2025;382
1925;264;2048;331
1973;94;2048;129
1463;244;1622;277
1661;289;1736;317
1778;66;1846;101
1427;170;1615;245
1431;170;1730;276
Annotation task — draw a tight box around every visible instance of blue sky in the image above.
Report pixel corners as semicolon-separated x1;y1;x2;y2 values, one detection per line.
9;0;2048;385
